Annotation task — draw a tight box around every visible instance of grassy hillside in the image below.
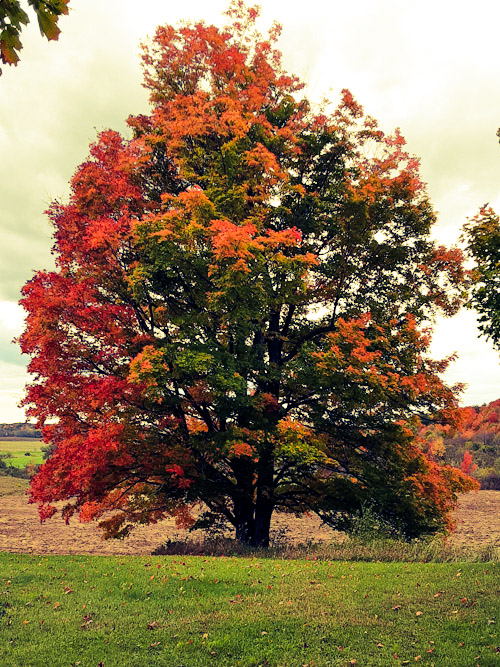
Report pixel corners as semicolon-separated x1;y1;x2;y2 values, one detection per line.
0;439;43;468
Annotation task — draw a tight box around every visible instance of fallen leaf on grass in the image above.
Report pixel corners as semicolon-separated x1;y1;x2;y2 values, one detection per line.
81;614;94;630
147;621;159;630
149;642;161;648
416;611;422;616
392;605;401;611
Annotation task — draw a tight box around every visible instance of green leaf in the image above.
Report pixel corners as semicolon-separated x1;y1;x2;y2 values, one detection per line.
0;26;22;65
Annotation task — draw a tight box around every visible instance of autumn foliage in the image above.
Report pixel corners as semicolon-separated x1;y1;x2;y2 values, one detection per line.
20;2;477;547
419;399;500;489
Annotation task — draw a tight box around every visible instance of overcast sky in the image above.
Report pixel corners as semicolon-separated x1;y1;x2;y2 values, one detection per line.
0;0;499;422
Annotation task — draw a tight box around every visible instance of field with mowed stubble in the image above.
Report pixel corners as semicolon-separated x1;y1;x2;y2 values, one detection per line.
0;473;498;557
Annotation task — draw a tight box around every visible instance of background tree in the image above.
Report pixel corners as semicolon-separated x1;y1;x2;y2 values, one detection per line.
0;0;69;72
20;2;477;547
463;204;500;351
419;399;500;490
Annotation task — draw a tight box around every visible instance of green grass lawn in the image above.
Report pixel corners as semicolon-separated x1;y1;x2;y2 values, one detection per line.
0;553;498;666
0;439;43;468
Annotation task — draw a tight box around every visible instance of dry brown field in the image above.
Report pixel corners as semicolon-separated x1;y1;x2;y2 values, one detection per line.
0;475;498;556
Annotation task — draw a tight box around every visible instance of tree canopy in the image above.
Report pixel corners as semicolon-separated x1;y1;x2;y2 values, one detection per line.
0;0;69;72
463;204;500;351
20;2;477;547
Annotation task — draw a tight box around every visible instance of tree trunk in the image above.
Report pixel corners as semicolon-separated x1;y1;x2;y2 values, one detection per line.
253;445;275;548
233;500;274;548
253;499;273;548
233;498;255;545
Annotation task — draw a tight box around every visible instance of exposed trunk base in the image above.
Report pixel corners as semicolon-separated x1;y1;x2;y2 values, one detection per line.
232;441;276;548
233;502;274;548
254;502;273;548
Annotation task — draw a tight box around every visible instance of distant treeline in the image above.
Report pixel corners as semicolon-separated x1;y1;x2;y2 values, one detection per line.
0;423;41;439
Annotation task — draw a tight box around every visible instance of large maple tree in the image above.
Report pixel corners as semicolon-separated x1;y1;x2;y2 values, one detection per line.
20;2;477;547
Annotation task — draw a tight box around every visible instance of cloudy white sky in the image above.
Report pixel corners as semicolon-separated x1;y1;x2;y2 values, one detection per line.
0;0;499;422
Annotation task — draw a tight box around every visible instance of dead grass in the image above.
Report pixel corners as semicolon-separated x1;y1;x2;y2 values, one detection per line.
0;474;498;559
0;474;28;497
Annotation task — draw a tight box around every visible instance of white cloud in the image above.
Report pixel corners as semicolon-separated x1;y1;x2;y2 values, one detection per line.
0;361;29;422
431;311;500;406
